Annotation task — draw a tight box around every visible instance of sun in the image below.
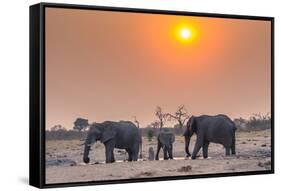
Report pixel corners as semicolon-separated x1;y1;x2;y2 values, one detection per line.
173;23;197;43
180;28;192;39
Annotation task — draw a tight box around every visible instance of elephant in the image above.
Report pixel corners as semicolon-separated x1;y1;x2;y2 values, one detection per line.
155;131;175;160
183;115;236;160
78;120;142;164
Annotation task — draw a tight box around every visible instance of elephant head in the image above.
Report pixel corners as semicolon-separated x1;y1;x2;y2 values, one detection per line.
183;116;197;157
83;123;116;163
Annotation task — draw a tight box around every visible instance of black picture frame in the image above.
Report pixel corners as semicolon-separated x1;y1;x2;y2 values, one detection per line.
30;2;274;188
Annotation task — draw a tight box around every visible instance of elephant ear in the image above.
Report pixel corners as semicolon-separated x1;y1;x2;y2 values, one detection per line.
189;116;197;133
101;126;116;143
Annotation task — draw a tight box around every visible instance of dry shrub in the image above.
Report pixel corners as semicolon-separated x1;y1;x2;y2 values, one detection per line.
178;165;192;172
135;171;155;177
258;161;271;169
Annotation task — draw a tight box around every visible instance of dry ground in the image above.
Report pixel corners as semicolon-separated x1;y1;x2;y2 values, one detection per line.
45;129;271;184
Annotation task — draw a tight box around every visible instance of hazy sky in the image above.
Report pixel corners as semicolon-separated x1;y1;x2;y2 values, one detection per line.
46;8;271;129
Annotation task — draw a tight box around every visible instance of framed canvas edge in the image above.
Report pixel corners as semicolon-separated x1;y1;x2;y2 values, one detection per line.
29;2;275;189
29;3;44;188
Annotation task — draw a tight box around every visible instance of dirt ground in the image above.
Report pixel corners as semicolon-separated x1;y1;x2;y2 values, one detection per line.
45;129;271;184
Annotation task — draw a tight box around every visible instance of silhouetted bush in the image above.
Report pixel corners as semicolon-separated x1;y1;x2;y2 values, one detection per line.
147;129;154;141
234;113;271;131
46;129;87;140
247;113;271;130
73;118;89;131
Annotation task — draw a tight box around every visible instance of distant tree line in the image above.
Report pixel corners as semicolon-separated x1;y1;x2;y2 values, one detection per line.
46;105;271;140
46;129;87;140
233;113;271;131
46;126;183;140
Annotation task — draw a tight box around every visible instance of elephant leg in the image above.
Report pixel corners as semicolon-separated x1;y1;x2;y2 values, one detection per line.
168;145;173;159
131;145;139;161
111;150;115;163
131;151;138;161
185;136;191;157
192;140;202;160
155;142;161;160
126;149;133;161
225;147;231;156
202;142;209;159
163;148;168;160
105;146;114;163
105;140;115;163
231;136;236;155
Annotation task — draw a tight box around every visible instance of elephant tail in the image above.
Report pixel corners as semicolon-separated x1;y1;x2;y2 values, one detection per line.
231;120;237;131
139;135;143;159
233;124;237;131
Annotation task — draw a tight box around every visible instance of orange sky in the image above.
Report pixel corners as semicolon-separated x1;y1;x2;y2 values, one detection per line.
45;8;271;129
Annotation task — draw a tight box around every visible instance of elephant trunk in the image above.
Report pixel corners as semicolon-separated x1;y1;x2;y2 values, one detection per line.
83;145;91;163
139;135;143;159
184;136;191;157
83;136;95;163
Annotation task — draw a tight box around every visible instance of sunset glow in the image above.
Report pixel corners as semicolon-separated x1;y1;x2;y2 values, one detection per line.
46;8;271;129
174;23;197;43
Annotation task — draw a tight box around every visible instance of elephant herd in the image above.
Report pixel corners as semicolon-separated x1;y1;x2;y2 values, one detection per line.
75;114;236;164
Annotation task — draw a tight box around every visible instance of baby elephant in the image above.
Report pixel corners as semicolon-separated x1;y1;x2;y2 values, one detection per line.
155;131;175;160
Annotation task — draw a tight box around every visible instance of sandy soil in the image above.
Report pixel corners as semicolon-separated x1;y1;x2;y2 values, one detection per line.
45;129;271;184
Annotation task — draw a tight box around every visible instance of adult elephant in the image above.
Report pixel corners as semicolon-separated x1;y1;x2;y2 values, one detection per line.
184;115;236;160
155;131;175;160
77;120;142;163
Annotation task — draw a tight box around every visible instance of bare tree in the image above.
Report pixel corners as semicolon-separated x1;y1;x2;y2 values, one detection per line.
133;116;140;128
167;105;190;130
150;121;160;129
248;112;271;130
252;112;271;121
155;106;168;130
233;117;247;129
133;116;143;159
